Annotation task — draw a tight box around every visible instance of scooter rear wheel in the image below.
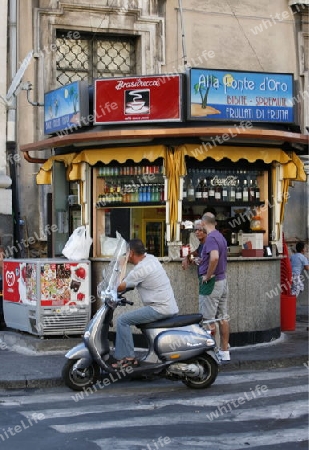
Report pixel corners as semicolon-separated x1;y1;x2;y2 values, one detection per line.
182;354;218;389
62;359;101;391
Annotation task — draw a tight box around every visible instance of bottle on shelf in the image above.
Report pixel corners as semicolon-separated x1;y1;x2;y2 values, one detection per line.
254;179;260;201
152;184;159;202
214;184;222;202
235;179;242;202
208;181;215;201
195;178;203;201
160;184;164;202
222;183;228;202
202;179;208;201
134;186;139;202
242;179;249;202
249;179;255;202
187;179;195;202
116;180;122;203
142;185;147;202
146;184;151;203
229;182;236;202
138;185;143;202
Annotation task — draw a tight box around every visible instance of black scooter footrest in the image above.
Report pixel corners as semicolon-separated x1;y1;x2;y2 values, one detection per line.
137;314;203;330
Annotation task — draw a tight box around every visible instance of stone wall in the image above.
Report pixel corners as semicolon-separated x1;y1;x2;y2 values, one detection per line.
91;257;281;346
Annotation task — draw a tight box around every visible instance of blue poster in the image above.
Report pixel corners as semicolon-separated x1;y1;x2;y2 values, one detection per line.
44;81;89;135
188;68;294;123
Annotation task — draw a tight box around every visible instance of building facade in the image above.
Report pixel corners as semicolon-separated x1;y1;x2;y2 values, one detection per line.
4;0;306;250
2;0;308;343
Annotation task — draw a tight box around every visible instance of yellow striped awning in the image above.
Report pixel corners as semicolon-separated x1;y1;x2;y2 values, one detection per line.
179;145;306;181
36;153;77;184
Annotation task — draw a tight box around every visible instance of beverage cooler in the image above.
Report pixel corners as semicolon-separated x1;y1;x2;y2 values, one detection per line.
2;258;91;336
143;219;166;257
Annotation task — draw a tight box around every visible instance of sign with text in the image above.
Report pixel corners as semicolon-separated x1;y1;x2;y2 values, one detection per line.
188;68;294;123
44;81;89;135
94;75;183;124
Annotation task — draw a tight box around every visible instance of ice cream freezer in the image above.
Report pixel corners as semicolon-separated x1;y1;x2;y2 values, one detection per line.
2;258;91;336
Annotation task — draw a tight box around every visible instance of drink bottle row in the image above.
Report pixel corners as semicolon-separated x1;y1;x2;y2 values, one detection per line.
183;177;260;203
96;181;165;206
97;165;163;177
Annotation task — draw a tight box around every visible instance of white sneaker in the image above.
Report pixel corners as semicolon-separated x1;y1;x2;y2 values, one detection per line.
218;350;230;361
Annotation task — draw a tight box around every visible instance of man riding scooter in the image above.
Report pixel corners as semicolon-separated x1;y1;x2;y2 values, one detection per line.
63;234;219;391
112;239;179;370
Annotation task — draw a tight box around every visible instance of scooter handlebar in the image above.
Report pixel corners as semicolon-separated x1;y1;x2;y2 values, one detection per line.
124;300;134;306
117;295;134;306
117;287;134;306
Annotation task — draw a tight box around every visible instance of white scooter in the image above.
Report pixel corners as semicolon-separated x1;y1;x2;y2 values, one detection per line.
62;238;220;391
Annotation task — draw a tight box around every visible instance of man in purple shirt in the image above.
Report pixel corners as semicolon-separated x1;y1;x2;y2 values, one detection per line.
199;212;230;361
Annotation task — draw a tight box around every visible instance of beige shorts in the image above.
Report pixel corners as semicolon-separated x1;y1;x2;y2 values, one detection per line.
198;278;229;320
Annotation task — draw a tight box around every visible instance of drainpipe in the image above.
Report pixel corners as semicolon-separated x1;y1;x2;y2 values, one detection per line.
7;0;22;255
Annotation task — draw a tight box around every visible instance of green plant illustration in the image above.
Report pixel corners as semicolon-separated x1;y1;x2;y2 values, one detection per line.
193;75;219;109
68;84;78;113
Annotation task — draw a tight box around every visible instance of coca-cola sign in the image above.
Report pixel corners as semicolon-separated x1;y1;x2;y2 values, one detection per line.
210;175;238;186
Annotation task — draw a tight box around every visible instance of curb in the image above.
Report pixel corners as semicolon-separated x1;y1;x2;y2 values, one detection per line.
220;355;309;372
0;377;64;390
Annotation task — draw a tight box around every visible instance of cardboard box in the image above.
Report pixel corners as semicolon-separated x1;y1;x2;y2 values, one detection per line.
239;233;263;250
241;249;264;257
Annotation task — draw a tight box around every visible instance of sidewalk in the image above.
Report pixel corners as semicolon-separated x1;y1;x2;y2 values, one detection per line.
0;307;308;389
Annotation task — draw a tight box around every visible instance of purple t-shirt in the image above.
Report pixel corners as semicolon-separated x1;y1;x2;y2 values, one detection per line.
198;230;227;281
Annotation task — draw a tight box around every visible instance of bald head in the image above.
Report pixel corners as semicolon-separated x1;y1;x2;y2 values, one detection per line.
202;212;216;225
201;212;216;233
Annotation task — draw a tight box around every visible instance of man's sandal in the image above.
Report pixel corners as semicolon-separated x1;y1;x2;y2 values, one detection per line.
122;358;139;368
111;357;139;370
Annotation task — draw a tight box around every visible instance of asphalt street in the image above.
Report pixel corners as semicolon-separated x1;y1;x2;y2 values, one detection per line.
0;365;308;450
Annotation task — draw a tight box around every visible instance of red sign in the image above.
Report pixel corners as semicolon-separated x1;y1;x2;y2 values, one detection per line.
3;261;21;302
94;74;183;124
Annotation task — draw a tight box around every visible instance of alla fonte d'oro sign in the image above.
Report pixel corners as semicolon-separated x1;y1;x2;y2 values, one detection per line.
188;68;295;124
94;74;183;124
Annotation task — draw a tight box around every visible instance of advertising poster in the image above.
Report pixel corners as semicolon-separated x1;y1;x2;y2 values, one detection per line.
188;68;294;123
40;262;89;307
44;81;89;134
94;74;183;124
3;261;89;307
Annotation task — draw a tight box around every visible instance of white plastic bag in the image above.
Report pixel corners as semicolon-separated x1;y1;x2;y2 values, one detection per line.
62;225;93;260
100;231;122;256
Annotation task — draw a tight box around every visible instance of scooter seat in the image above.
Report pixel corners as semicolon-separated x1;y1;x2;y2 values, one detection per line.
137;314;203;329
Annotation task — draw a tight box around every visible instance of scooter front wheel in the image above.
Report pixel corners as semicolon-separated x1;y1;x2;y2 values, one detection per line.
182;354;218;389
62;359;101;391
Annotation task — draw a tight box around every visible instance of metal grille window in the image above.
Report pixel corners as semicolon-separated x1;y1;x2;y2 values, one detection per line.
56;32;137;86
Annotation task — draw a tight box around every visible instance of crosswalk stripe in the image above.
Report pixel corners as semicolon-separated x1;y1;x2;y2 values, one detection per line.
49;398;308;433
93;427;309;450
174;427;309;449
0;366;306;406
21;397;308;422
19;382;308;421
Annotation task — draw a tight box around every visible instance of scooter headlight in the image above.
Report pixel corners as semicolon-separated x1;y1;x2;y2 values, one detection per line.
84;331;90;338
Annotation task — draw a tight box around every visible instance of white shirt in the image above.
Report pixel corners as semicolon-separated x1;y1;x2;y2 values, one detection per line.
124;254;179;316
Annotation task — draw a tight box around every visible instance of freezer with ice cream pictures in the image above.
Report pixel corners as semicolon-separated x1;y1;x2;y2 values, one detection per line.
2;258;91;336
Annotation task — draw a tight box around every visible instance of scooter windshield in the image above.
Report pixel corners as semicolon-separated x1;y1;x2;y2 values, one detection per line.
97;235;129;302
